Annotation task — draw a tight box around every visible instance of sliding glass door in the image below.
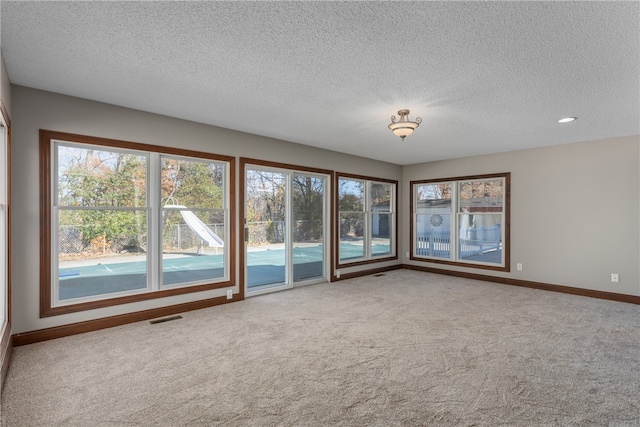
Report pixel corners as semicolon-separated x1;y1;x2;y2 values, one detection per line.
246;169;287;288
245;166;328;295
292;174;325;282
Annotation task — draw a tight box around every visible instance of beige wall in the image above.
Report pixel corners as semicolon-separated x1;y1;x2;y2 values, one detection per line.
402;135;640;297
0;52;11;117
10;84;640;335
11;86;402;334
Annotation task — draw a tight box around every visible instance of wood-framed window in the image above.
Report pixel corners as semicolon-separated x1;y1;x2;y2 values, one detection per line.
40;130;235;316
336;173;398;267
411;172;510;271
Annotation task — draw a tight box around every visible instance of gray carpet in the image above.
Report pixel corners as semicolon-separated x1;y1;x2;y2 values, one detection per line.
2;270;639;426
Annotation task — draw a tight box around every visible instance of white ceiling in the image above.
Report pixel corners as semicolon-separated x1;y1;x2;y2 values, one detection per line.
1;1;639;165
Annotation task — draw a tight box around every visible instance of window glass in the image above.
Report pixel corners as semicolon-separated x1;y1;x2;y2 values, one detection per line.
56;143;149;302
339;179;364;211
338;176;396;264
339;212;365;260
338;179;365;261
459;179;503;212
370;182;392;256
57;209;148;300
57;145;146;207
458;213;502;263
371;212;391;256
415;183;452;259
161;209;226;286
161;156;227;287
412;174;509;270
43;132;234;314
292;174;325;282
370;182;391;210
457;179;504;264
244;165;329;293
161;157;224;209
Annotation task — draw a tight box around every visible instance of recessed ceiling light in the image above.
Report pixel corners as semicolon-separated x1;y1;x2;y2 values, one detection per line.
558;117;577;123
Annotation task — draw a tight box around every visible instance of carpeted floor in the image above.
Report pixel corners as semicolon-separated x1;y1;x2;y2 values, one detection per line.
2;270;639;426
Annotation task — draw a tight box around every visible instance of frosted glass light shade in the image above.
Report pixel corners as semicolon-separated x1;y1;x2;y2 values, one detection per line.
388;109;422;140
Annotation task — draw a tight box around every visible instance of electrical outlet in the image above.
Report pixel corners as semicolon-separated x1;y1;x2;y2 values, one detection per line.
336;270;341;279
405;251;410;258
226;289;233;299
611;273;619;283
517;263;523;271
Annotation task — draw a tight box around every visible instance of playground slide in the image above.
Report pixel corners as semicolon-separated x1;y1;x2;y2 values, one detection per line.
166;205;224;248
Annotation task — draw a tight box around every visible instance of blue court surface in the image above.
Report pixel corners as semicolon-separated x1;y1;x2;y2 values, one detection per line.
58;243;391;300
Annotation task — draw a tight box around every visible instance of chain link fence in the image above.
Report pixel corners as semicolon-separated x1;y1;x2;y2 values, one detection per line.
58;226;146;258
248;220;322;245
163;223;225;253
59;223;226;258
59;219;322;259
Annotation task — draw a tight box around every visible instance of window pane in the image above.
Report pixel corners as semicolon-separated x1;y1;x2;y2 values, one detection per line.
416;183;452;204
161;157;224;209
293;175;324;282
370;182;392;211
246;169;287;288
57;144;146;207
459;213;502;264
415;213;451;259
162;209;225;286
339;179;364;212
57;209;148;300
459;179;503;213
371;213;392;256
416;183;452;258
339;212;365;260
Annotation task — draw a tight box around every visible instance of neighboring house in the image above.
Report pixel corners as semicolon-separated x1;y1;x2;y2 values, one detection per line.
371;200;390;237
415;198;502;259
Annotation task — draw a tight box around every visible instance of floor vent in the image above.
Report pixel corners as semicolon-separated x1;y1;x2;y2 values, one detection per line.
373;273;386;277
149;315;183;324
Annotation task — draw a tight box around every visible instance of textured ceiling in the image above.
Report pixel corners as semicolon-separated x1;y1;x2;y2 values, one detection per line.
1;1;639;165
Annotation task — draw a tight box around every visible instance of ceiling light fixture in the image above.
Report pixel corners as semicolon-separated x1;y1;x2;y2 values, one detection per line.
558;117;577;123
388;109;422;140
